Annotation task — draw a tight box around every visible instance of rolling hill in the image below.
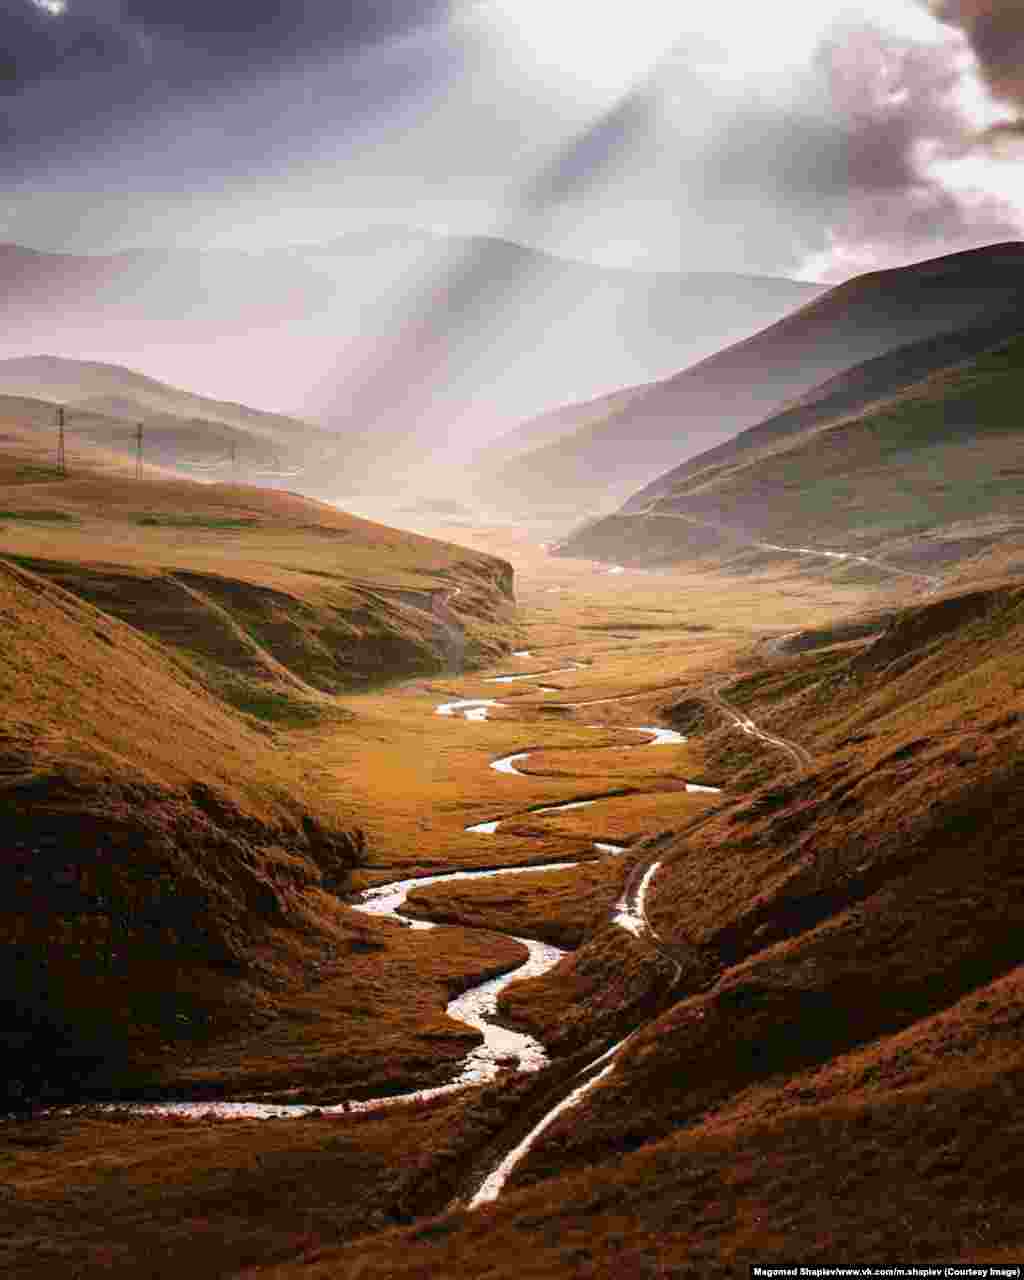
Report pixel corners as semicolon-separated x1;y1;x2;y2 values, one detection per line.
624;305;1024;514
475;241;1024;518
556;327;1024;579
0;355;336;482
0;355;323;444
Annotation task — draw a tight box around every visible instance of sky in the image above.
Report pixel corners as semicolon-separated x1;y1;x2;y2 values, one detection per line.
1;0;1022;281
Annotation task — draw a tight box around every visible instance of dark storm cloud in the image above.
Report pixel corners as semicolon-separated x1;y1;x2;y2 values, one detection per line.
930;0;1024;137
0;3;140;96
114;0;450;72
0;0;453;177
703;23;1021;271
931;0;1024;111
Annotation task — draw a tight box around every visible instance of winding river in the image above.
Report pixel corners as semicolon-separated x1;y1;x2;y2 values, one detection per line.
81;606;817;1224
99;633;804;1213
107;657;705;1126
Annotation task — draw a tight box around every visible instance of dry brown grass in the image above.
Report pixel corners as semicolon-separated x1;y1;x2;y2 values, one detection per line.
0;1087;513;1280
232;557;1024;1278
136;921;529;1103
247;1024;1024;1279
491;582;1024;1189
0;433;519;714
0;553;532;1104
7;503;1021;1277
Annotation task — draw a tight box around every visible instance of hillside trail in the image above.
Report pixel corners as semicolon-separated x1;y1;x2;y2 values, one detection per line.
600;505;943;595
705;679;815;770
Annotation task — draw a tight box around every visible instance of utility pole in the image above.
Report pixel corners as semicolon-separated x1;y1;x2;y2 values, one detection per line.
56;406;66;477
135;422;143;480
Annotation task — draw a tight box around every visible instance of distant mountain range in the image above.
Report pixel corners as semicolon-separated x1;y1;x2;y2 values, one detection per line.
0;235;820;478
475;242;1024;519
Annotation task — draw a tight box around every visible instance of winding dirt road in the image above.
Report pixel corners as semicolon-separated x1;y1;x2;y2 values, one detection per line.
706;680;815;771
604;505;943;595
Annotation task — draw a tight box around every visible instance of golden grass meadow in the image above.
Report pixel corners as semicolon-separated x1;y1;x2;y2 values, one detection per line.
2;416;1023;1278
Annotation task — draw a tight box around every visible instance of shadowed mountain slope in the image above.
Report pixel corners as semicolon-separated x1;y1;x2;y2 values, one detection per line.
477;241;1024;516
0;432;520;1108
0;555;368;1105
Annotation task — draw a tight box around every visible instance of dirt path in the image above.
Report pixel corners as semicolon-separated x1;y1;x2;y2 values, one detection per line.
705;680;815;771
612;506;943;594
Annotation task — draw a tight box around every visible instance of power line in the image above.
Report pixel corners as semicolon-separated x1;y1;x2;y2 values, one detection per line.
56;406;66;477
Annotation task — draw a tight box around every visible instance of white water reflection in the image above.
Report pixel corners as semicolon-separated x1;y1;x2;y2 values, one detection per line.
351;864;577;928
435;699;505;721
491;752;530;776
629;725;687;746
534;799;597;814
87;653;717;1135
102;863;576;1121
613;859;662;938
471;1026;641;1199
445;935;566;1080
485;663;585;683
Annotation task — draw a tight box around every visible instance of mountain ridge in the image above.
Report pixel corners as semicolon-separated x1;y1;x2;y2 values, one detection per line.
476;241;1024;517
556;327;1024;579
0;237;821;465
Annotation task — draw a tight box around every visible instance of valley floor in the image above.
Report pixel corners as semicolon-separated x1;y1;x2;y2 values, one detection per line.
4;520;1023;1277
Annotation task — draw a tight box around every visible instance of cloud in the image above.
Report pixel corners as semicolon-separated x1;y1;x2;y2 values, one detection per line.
0;4;139;98
702;21;1022;277
114;0;449;72
930;0;1024;115
0;0;453;178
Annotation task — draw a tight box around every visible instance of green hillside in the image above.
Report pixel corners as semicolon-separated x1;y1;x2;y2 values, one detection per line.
560;333;1024;574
